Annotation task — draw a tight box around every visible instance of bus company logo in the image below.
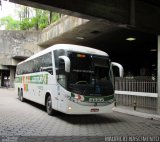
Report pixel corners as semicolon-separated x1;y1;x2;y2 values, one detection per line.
30;76;43;84
30;74;48;84
89;97;104;103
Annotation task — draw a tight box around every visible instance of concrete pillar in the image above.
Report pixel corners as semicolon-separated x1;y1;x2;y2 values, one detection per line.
157;35;160;114
10;67;15;88
0;70;1;87
1;71;5;87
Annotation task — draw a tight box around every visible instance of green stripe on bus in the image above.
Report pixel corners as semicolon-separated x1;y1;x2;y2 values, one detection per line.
69;93;114;103
15;74;48;84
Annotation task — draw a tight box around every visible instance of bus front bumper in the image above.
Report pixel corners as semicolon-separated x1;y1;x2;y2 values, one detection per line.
65;100;114;115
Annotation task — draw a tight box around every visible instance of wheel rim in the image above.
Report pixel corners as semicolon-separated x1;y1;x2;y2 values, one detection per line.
47;97;52;113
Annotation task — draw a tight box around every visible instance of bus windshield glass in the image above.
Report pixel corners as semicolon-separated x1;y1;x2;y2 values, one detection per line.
68;52;114;96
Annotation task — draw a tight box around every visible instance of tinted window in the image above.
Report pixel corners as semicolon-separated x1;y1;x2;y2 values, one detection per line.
54;49;66;70
16;52;53;75
54;49;67;88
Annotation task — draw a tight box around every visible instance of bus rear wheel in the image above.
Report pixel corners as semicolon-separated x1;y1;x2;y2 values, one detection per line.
19;89;24;102
18;88;21;99
46;95;54;115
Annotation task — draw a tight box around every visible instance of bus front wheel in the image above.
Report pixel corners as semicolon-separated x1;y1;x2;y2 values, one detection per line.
46;95;54;115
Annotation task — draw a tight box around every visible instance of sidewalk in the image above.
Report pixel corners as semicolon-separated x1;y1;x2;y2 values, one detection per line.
0;87;16;93
0;86;15;90
113;106;160;120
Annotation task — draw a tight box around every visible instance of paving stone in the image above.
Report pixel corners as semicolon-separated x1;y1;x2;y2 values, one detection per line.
0;89;160;142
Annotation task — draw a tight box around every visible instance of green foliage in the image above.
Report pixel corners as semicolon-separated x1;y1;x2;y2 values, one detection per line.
51;13;61;23
0;16;20;30
20;18;32;30
0;6;61;30
34;9;50;30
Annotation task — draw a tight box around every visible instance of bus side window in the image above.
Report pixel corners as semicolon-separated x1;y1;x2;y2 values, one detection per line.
40;52;53;75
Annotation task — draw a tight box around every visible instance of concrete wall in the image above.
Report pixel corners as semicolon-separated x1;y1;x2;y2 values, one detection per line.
0;30;40;66
0;30;40;87
38;15;89;47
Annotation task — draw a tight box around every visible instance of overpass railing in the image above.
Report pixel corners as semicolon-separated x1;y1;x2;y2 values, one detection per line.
114;76;158;114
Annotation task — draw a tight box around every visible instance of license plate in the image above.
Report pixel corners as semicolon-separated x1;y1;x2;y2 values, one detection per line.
89;98;104;103
90;108;99;112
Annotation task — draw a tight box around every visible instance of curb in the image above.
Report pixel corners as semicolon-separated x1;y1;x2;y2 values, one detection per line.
113;107;160;120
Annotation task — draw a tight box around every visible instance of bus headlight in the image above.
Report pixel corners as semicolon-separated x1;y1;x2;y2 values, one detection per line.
68;106;72;110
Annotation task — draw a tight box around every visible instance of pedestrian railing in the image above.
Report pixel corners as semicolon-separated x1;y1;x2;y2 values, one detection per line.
115;76;157;93
114;76;158;114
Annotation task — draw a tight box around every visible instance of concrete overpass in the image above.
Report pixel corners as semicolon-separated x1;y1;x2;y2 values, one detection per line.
9;0;160;34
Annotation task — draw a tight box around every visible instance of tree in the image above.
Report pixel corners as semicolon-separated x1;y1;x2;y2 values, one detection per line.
31;8;50;30
0;5;61;30
20;18;32;30
0;16;20;30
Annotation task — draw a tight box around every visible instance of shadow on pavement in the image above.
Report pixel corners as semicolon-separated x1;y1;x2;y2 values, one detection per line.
17;97;123;125
55;112;123;125
17;98;46;112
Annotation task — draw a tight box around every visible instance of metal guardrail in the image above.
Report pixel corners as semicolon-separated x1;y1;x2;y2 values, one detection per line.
114;77;158;114
115;77;157;93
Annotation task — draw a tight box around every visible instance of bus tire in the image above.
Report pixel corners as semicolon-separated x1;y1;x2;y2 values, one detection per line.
46;95;54;115
19;89;24;102
18;88;21;99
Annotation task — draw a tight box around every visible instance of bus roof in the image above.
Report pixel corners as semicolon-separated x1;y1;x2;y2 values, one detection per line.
18;44;109;65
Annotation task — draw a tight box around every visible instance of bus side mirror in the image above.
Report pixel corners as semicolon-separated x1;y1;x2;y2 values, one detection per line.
111;62;124;77
58;56;71;73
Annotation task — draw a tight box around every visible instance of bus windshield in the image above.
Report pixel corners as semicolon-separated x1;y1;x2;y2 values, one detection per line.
67;52;114;96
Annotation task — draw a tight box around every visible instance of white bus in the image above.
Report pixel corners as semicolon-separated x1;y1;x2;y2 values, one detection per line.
15;44;123;115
